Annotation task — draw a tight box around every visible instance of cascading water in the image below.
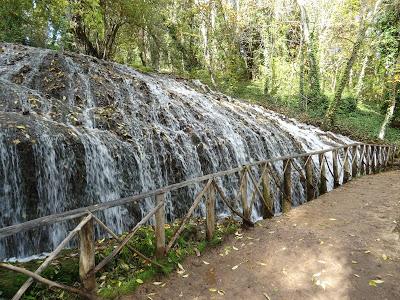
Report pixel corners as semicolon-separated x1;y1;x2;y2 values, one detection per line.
0;43;354;260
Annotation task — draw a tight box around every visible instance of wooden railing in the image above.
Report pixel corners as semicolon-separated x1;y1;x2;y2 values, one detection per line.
0;142;398;299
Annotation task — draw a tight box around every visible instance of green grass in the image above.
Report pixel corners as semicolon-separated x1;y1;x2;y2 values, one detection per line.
204;78;400;145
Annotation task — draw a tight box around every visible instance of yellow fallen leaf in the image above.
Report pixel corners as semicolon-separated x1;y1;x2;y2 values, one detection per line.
217;290;225;295
382;254;388;260
329;218;337;221
352;260;358;264
203;260;210;265
153;282;163;285
136;278;143;284
369;279;384;287
364;250;371;254
209;288;217;292
233;246;239;251
232;265;239;270
353;274;360;278
182;274;189;278
177;263;184;270
256;262;267;266
16;125;26;130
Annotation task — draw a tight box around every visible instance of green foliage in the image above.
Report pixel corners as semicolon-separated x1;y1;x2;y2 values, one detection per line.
0;218;240;299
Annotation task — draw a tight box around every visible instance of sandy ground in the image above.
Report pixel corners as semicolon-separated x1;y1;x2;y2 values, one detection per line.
126;170;400;300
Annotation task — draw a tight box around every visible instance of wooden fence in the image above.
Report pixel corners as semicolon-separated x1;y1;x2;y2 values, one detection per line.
0;142;397;299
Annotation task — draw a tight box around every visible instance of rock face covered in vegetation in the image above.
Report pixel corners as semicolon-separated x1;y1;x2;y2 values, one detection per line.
0;43;353;259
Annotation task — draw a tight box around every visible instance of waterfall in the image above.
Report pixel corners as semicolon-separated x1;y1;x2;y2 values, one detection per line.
0;43;354;260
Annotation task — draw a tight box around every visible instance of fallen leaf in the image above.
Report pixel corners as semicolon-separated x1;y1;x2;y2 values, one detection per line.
12;139;21;145
369;279;384;287
217;290;225;295
203;261;210;265
382;254;388;260
353;274;360;278
352;260;358;264
209;288;217;292
136;279;143;284
233;246;239;251
364;250;371;254
178;263;184;270
263;292;271;300
232;265;239;270
329;218;337;221
256;262;267;266
182;274;189;278
153;282;163;285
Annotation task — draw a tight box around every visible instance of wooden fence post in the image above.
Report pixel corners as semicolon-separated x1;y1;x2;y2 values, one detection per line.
206;182;216;241
359;145;366;175
305;155;315;201
261;166;274;218
365;145;370;174
384;146;389;168
351;145;358;178
343;147;351;183
319;153;327;194
332;150;340;188
377;146;382;172
79;216;96;293
240;168;251;224
392;146;397;165
371;146;376;173
155;193;166;258
282;159;292;213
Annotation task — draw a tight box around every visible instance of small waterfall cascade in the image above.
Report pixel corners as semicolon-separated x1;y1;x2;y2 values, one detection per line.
0;43;354;260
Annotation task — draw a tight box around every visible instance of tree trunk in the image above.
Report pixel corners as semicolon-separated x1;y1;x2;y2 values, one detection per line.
297;1;321;105
378;54;399;139
325;0;383;125
356;55;369;101
325;21;367;125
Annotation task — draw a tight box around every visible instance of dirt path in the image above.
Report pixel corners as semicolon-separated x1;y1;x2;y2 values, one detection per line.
128;170;400;300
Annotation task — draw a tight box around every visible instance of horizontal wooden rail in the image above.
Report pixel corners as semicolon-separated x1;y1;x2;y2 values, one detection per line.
2;142;392;238
0;142;397;299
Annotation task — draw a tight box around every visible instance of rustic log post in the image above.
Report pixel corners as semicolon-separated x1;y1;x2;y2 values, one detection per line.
240;168;251;222
79;216;96;293
359;144;366;175
155;193;166;258
371;145;377;173
343;147;351;183
376;146;381;173
365;145;370;174
305;156;314;201
384;146;390;168
351;145;358;178
261;166;274;218
392;146;397;166
319;153;327;194
206;182;216;241
282;159;292;213
332;150;340;188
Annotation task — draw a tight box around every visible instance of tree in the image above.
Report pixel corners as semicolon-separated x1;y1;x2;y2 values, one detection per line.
324;0;383;125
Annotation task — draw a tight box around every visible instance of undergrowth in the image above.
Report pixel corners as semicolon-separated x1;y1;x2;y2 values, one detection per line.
0;217;240;299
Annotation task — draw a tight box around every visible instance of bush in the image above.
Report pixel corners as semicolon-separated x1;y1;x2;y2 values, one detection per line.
339;96;357;113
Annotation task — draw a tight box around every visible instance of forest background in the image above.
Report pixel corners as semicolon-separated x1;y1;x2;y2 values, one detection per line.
1;0;399;142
